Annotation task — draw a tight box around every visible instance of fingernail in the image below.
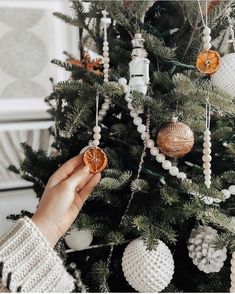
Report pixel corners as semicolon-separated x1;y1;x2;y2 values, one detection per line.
82;165;90;174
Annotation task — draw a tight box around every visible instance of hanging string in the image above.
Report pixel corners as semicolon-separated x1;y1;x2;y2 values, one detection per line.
197;0;207;28
120;108;150;226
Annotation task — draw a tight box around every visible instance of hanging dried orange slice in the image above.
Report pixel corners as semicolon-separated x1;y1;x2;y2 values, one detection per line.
196;50;221;75
83;147;108;173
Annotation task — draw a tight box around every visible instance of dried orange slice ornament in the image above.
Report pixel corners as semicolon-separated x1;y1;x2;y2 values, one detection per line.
196;50;221;75
83;147;108;173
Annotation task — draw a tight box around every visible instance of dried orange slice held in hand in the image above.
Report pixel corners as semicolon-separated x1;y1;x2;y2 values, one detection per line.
83;147;108;173
196;50;221;75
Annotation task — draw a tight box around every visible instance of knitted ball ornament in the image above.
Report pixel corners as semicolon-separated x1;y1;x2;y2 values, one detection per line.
188;225;227;273
211;53;235;97
122;238;174;292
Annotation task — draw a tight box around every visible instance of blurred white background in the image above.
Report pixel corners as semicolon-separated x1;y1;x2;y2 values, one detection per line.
0;0;79;236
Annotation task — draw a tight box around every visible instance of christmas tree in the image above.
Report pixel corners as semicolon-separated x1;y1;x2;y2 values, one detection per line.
10;0;235;292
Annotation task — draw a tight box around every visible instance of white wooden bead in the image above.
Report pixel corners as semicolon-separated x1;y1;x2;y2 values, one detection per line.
93;126;101;133
103;41;108;46
130;110;138;118
93;133;101;140
203;42;212;50
104;78;108;83
202;154;212;162
203;35;211;43
105;98;111;103
103;51;109;57
125;96;132;102
146;139;154;148
103;45;109;51
104;63;110;69
228;185;235;195
137;124;146;133
123;85;130;93
221;189;231;199
104;73;109;78
118;78;127;86
127;102;133;110
102;103;110;111
103;68;109;74
99;110;106;116
98;115;103;122
205;180;211;187
156;153;165;163
203;169;212;176
150;146;159;156
203;141;212;148
162;160;172;170
133;117;142;126
203;26;211;35
103;57;110;63
169;166;179;176
177;172;187;180
203;148;211;155
204;129;211;136
203;162;211;169
93;139;100;146
204;135;211;141
141;132;150;140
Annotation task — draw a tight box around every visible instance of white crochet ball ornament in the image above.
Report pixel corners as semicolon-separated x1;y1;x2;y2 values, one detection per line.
211;53;235;97
65;227;93;251
188;225;227;274
122;238;174;292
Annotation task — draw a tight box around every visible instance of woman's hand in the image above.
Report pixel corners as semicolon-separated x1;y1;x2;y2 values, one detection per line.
32;154;101;247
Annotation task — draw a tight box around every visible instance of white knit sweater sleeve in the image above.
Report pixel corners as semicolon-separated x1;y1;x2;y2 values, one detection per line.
0;217;75;293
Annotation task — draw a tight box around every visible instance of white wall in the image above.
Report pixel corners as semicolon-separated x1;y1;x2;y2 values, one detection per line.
0;189;38;237
0;0;79;237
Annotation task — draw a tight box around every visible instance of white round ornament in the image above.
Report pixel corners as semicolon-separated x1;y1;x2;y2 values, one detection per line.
65;227;93;251
211;53;235;97
188;225;227;274
122;238;174;292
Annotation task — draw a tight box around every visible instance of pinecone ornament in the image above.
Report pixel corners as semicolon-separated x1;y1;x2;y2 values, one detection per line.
188;225;227;273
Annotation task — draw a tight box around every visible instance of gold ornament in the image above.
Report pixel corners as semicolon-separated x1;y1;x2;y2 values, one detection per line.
156;117;194;158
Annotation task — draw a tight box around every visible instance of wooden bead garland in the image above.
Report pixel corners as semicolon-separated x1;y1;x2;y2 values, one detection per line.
120;81;234;204
98;10;111;123
203;100;212;188
230;252;235;292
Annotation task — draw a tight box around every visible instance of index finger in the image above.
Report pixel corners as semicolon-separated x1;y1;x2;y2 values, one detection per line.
48;154;84;187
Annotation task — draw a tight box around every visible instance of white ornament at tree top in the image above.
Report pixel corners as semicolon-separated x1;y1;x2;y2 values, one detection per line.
211;53;235;97
188;225;227;274
129;33;150;95
122;238;174;292
65;226;93;251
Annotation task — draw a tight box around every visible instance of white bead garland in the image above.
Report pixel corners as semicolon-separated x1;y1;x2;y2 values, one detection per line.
121;86;234;205
197;0;212;51
203;101;212;189
97;10;112;124
230;252;235;293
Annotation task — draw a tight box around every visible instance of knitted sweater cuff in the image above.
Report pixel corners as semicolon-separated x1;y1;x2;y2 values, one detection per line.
0;217;75;293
